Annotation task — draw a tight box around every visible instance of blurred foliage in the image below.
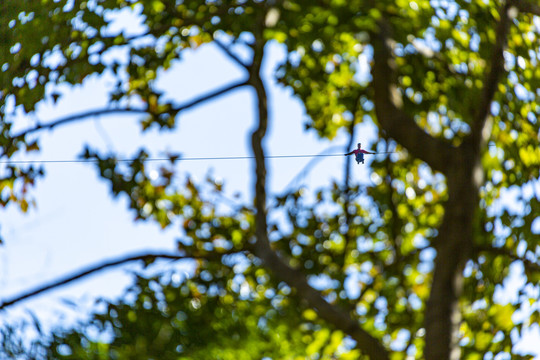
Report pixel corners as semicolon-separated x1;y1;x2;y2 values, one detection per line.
1;0;539;359
42;269;360;360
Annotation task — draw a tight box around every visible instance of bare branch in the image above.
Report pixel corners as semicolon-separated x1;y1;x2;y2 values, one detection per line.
370;20;454;174
249;33;389;359
174;78;249;113
341;102;360;269
0;252;191;310
214;38;250;69
13;108;147;140
344;108;358;189
12;79;249;140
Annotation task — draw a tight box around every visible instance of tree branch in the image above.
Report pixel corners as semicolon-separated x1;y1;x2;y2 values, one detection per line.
0;252;191;310
11;108;147;140
344;106;359;189
252;242;390;360
174;78;248;113
471;1;511;146
340;103;360;269
513;0;540;16
280;145;343;193
370;20;454;174
11;79;249;140
214;38;250;70
248;30;389;360
475;245;540;274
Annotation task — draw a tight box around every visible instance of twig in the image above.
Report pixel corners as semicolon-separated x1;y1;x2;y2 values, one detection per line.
280;145;344;193
344;110;358;189
340;100;360;270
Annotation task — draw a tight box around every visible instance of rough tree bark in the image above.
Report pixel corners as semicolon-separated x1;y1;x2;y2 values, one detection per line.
370;3;512;359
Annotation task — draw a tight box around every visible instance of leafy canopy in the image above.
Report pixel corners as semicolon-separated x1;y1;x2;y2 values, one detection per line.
1;0;539;359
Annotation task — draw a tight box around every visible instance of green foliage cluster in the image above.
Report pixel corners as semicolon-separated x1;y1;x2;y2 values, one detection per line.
1;0;539;359
41;265;364;360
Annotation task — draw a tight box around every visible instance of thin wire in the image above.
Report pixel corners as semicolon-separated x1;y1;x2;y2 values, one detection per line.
0;154;347;165
0;144;497;165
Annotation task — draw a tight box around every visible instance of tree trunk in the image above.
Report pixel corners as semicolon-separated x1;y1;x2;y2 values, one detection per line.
424;148;479;360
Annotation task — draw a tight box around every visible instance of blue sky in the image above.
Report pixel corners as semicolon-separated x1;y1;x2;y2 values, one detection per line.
1;6;539;358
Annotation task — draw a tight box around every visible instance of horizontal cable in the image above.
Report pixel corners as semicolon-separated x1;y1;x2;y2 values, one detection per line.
0;153;350;165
